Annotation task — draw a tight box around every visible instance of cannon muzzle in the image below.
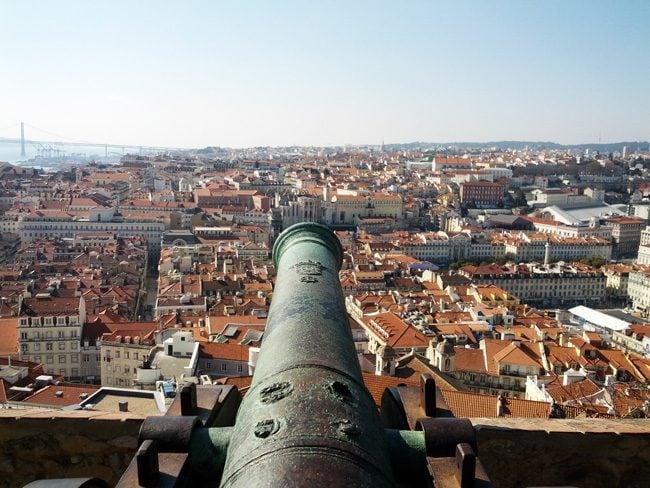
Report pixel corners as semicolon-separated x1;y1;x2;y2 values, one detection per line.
219;222;395;487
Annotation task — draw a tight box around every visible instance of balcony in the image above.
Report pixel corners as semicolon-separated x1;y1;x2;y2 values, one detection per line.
499;369;532;378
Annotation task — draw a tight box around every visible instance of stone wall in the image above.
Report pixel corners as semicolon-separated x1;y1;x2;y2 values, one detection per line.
473;418;650;488
1;409;650;487
0;409;144;488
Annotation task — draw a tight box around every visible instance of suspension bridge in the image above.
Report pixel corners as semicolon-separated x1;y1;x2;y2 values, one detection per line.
0;122;188;160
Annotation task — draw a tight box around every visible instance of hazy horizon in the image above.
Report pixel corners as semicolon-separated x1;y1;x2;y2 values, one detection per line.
1;1;648;148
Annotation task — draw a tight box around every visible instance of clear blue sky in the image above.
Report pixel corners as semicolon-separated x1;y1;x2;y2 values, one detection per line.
0;0;648;148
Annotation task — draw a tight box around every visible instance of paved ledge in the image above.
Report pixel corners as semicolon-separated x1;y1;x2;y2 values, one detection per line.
470;418;650;488
471;417;650;434
0;407;147;421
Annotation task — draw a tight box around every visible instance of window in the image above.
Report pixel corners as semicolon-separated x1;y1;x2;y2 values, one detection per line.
71;368;78;377
34;356;41;363
58;342;65;350
71;342;78;350
125;352;129;359
59;369;66;376
115;351;120;359
221;363;227;371
58;331;65;339
46;355;53;364
59;355;66;363
134;353;138;360
21;344;28;354
206;362;211;370
83;355;89;362
71;354;78;363
46;343;53;351
20;332;27;340
46;331;52;339
237;364;243;373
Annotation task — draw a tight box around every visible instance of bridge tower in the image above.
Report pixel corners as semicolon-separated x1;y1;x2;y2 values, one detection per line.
20;122;25;157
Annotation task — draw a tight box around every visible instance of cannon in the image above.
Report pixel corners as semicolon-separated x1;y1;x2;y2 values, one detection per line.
28;223;492;487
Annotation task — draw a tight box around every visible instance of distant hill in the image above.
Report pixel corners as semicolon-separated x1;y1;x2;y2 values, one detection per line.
383;141;650;153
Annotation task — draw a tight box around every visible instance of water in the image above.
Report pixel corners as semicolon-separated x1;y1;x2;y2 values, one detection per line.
0;140;126;166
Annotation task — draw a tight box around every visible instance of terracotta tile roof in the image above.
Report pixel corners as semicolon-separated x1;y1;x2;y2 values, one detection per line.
544;377;602;404
454;347;487;373
393;354;438;383
546;345;580;369
0;318;18;355
630;357;650;383
215;375;253;394
361;312;429;349
610;384;650;418
599;349;645;382
492;342;544;369
199;342;250;361
362;373;418;407
0;379;7;403
481;339;508;375
440;389;551;418
101;322;159;345
22;296;84;316
23;383;100;407
432;324;478;344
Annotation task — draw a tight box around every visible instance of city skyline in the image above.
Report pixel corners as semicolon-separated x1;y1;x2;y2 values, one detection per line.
1;0;648;148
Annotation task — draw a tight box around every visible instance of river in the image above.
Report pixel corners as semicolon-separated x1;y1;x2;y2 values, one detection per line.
0;140;126;167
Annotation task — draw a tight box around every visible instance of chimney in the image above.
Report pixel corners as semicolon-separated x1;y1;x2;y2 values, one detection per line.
55;391;63;398
118;400;129;412
79;393;89;400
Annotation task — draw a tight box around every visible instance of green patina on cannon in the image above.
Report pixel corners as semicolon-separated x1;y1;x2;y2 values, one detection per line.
219;222;395;487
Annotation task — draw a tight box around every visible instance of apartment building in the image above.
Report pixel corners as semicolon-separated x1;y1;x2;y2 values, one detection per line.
18;295;87;380
99;322;158;388
20;208;165;250
629;267;650;316
326;192;402;226
458;263;606;306
459;181;505;207
427;338;546;398
637;225;650;265
495;232;612;263
607;216;646;259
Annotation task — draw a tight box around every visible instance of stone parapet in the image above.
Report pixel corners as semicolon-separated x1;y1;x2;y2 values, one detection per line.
0;409;144;487
472;418;650;488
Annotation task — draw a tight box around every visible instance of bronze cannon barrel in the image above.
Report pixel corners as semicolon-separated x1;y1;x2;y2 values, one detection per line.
219;223;395;487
